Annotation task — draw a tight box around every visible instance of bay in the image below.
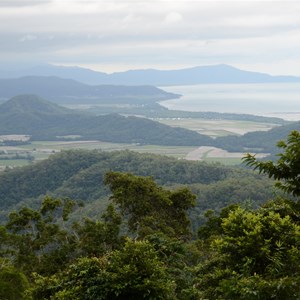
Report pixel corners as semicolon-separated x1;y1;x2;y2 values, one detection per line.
160;83;300;121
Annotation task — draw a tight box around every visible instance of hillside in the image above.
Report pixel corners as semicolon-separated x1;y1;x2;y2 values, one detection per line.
0;76;180;104
0;95;213;145
0;95;295;153
0;150;274;230
0;142;297;300
0;94;72;115
214;120;300;153
1;64;300;85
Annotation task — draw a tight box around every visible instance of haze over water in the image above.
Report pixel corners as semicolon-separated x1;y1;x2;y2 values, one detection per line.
160;83;300;121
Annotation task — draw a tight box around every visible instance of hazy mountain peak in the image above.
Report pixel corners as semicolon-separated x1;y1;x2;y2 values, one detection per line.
0;63;299;86
0;94;72;115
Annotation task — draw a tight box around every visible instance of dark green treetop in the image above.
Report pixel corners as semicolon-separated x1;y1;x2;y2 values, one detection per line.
104;171;196;240
243;130;300;197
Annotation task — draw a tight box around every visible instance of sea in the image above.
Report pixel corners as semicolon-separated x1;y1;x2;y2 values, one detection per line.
159;83;300;121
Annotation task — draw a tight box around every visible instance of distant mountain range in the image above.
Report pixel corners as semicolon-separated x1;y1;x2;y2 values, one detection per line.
0;94;299;155
0;94;212;146
1;64;299;86
0;76;179;104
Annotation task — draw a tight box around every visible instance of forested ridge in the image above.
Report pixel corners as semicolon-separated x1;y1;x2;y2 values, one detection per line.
0;149;274;228
0;95;212;145
1;95;300;154
0;131;300;299
215;120;300;153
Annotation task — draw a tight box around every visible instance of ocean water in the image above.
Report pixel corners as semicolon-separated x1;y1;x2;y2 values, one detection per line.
160;83;300;121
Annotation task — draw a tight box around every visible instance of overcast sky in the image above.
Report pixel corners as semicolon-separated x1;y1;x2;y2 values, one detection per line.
1;0;300;75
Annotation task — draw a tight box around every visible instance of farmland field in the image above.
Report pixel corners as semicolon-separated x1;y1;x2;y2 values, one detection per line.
0;118;275;169
0;139;268;169
154;118;278;137
26;141;197;158
0;159;30;170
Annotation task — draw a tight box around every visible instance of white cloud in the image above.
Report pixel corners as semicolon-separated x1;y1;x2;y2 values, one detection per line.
164;12;183;24
0;0;51;7
1;0;300;75
19;34;37;42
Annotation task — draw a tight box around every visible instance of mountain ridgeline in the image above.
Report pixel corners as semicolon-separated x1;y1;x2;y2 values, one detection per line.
0;149;274;231
0;75;287;126
0;94;299;153
0;76;180;104
0;95;212;145
1;63;300;86
214;121;300;153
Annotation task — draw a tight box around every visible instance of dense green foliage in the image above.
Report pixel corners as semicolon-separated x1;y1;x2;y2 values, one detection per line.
194;131;300;298
105;172;195;239
0;149;274;231
0;258;30;300
196;200;300;299
0;150;106;210
0;132;299;299
1;175;201;299
244;130;300;196
4;197;78;276
31;240;176;300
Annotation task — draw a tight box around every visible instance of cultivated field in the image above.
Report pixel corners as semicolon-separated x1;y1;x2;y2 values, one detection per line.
0;139;268;170
0;118;275;169
155;118;278;137
185;146;268;165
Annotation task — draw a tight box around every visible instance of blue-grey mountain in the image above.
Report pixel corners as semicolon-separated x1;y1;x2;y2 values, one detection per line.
1;64;299;85
0;76;179;104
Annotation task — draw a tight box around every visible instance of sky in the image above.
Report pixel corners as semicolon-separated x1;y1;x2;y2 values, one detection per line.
1;0;300;75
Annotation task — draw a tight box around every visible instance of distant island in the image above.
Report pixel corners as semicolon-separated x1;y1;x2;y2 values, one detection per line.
1;63;299;86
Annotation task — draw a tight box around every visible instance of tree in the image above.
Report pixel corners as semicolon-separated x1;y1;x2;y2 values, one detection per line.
72;204;122;257
0;258;30;300
196;131;300;299
196;204;300;299
243;130;300;197
31;238;176;300
146;233;202;299
104;171;196;240
5;196;77;276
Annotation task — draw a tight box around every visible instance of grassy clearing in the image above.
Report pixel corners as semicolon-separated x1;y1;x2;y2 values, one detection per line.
125;145;196;157
155;118;278;137
13;141;197;162
0;159;31;168
29;141;196;157
0;139;259;169
1;140;259;167
0;144;245;167
185;146;269;166
204;157;243;165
